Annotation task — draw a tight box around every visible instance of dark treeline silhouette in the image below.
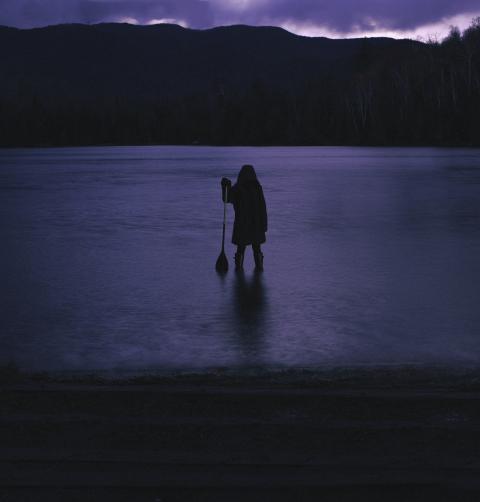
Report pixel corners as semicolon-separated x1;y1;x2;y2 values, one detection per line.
0;20;479;147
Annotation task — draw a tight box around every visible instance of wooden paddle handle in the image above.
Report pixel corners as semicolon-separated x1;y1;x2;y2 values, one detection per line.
221;185;228;250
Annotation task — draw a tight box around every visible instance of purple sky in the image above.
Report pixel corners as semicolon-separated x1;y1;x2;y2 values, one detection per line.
1;0;479;39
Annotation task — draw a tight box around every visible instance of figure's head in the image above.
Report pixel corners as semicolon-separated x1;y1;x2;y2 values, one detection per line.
237;164;257;184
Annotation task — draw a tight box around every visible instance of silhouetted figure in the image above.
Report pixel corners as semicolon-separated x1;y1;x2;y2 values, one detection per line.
221;165;267;271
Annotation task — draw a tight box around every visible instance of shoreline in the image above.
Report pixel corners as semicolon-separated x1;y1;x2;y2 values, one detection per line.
4;363;480;389
2;143;480;150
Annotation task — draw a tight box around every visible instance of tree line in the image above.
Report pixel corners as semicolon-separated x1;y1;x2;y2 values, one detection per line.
0;19;479;147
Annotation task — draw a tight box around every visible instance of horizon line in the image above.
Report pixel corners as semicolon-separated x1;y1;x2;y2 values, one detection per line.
0;21;426;43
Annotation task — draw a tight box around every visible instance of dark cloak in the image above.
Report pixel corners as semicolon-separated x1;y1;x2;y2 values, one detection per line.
223;170;268;246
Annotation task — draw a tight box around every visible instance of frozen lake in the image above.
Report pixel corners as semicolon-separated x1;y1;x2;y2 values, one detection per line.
1;146;480;374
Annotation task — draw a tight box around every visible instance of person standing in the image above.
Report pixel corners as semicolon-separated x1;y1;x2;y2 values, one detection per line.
221;165;267;271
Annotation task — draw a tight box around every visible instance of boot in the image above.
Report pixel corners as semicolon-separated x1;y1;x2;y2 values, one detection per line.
234;252;244;271
253;251;264;271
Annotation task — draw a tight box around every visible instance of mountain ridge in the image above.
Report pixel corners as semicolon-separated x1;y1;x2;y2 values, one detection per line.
0;23;412;99
0;21;409;41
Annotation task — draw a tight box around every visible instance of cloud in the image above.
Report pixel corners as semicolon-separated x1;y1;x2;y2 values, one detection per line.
147;18;189;28
0;0;212;28
0;0;479;39
0;0;82;27
80;1;212;27
210;0;480;35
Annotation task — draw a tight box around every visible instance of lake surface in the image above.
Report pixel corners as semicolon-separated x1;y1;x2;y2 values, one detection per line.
1;146;480;375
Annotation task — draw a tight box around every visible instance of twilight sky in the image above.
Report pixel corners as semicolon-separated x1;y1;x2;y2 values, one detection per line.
1;0;479;39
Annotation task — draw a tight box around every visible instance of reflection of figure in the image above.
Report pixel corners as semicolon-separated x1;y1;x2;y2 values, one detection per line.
234;270;266;324
232;270;268;362
221;165;268;271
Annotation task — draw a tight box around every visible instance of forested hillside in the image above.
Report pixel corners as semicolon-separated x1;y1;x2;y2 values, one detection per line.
0;20;479;147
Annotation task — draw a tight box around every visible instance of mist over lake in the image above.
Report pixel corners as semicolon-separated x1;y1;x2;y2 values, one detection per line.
1;146;480;374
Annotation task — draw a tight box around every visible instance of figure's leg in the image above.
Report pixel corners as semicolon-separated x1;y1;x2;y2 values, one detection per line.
235;245;245;271
252;243;264;271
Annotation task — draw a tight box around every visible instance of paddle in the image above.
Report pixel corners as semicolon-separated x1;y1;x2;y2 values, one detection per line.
215;184;229;273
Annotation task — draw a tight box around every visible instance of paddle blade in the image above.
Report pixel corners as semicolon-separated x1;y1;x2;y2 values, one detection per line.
215;250;229;273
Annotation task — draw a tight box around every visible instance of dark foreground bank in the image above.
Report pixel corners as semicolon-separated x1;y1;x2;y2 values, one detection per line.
2;367;480;501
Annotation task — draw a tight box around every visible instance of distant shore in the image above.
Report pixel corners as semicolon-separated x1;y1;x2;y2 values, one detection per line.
2;142;480;150
2;22;480;150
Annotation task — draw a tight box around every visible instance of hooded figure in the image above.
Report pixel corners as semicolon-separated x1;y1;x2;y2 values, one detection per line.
221;165;267;271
